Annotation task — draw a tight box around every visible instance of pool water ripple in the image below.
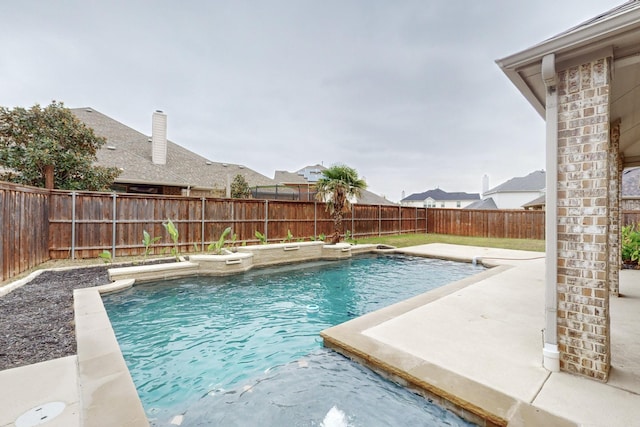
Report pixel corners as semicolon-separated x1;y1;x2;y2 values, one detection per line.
103;254;482;426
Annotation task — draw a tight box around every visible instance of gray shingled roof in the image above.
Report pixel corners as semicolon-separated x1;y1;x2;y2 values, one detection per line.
484;170;546;195
522;195;546;208
72;108;276;190
402;188;480;202
623;167;640;197
463;197;498;210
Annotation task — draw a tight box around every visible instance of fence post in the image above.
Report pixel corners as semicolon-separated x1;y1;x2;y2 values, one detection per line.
201;197;206;251
314;201;317;238
111;193;117;258
351;207;355;238
398;205;402;235
231;199;235;242
425;208;428;234
378;205;382;236
71;192;76;260
264;200;269;242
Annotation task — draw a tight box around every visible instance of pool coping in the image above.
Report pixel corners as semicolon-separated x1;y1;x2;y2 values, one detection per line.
74;280;149;427
321;246;576;427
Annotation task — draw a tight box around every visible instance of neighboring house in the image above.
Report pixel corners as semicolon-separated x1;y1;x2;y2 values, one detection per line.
622;167;640;198
273;164;396;205
520;167;640;210
623;167;640;215
271;165;325;201
401;188;480;208
522;195;546;210
482;170;546;209
72;108;276;197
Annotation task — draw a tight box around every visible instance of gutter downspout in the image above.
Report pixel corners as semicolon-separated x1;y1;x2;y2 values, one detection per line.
542;53;560;372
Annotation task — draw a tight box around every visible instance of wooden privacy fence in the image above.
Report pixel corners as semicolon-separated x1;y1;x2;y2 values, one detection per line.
0;182;50;282
623;211;640;227
47;191;427;260
2;182;558;282
426;208;545;240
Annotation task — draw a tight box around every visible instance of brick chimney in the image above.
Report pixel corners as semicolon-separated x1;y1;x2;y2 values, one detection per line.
152;110;167;165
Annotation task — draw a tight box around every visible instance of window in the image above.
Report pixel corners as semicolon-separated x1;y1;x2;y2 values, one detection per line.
441;202;445;207
456;201;461;208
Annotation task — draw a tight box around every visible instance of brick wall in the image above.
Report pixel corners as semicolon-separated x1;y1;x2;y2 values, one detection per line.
556;57;611;381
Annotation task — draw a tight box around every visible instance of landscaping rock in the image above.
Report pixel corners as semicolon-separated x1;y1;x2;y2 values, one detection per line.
0;266;109;371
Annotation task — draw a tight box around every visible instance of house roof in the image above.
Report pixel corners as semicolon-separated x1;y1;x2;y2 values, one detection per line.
274;164;325;184
484;170;545;195
72;108;276;190
275;164;396;205
522;194;546;208
623;167;640;197
464;197;498;210
402;188;480;202
496;1;640;167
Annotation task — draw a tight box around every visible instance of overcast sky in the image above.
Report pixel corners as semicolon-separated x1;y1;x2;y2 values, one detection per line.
0;1;624;201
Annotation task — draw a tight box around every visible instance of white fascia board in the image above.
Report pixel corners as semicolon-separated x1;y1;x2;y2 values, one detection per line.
496;5;640;115
498;7;640;70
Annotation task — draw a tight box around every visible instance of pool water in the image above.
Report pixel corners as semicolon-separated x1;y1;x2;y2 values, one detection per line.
103;254;482;426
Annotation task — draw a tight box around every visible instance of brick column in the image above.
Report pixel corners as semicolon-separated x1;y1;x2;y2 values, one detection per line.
556;57;612;381
609;120;621;296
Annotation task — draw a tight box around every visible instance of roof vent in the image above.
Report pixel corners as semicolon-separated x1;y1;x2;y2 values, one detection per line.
239;165;245;169
85;108;92;113
106;145;116;150
205;161;212;165
222;163;228;167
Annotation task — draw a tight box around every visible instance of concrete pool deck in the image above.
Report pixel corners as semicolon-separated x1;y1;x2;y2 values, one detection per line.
322;244;640;426
1;243;639;426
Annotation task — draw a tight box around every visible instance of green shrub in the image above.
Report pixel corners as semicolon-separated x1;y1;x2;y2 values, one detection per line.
255;230;267;244
162;218;180;261
142;230;161;261
207;227;232;254
622;224;640;265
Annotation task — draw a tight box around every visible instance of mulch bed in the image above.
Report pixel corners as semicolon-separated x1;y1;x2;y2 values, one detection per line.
0;266;110;371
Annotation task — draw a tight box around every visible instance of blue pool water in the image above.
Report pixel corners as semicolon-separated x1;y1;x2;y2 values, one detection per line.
103;254;483;426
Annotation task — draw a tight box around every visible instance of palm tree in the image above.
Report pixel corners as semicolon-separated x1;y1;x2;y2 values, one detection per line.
315;164;367;244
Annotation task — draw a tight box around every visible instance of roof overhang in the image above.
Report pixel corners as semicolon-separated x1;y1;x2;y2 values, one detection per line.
114;177;207;189
496;2;640;165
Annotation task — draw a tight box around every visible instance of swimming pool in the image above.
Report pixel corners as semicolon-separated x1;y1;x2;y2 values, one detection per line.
103;254;482;426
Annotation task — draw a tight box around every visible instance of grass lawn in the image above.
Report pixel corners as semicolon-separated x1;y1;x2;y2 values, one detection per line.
355;233;545;252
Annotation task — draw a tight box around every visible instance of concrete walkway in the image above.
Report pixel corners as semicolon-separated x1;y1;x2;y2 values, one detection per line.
0;356;80;427
322;244;640;426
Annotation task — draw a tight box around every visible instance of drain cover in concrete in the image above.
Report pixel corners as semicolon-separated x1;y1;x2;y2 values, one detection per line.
15;402;66;427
